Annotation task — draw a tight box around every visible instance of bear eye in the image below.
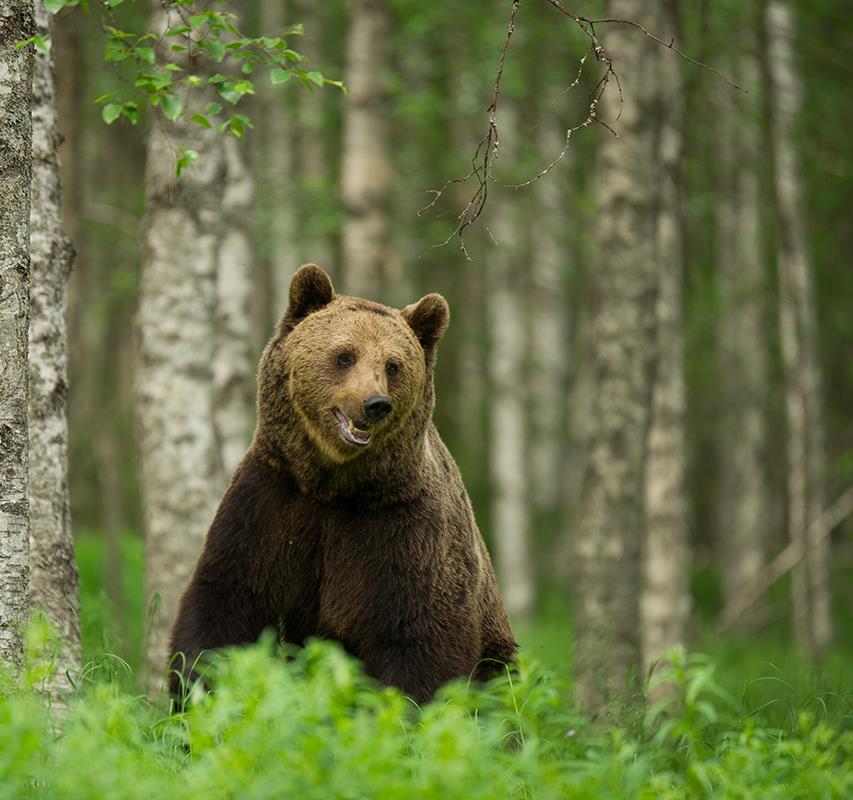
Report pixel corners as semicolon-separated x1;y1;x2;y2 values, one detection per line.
337;352;356;367
386;362;399;377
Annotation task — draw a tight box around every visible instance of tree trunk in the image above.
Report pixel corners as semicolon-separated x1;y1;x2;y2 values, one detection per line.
0;1;35;669
28;0;81;689
572;0;660;711
259;0;297;326
292;0;335;277
715;30;771;621
641;0;690;673
137;1;253;683
340;0;391;299
529;120;568;516
765;1;832;656
213;136;254;478
489;103;534;623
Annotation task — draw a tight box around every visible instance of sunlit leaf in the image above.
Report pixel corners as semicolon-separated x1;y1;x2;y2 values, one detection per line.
102;104;122;124
161;93;183;122
270;67;291;85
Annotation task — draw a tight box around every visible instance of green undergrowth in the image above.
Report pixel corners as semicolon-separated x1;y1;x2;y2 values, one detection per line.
1;621;852;800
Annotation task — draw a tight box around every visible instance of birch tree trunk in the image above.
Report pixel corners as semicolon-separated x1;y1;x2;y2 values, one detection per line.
489;103;534;623
28;0;80;688
766;1;832;656
641;0;690;673
259;0;296;323
137;1;254;683
715;34;772;620
340;0;391;299
529;120;568;515
292;0;334;276
572;0;659;710
0;1;34;669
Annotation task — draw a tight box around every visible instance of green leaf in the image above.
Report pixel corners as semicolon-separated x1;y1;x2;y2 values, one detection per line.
107;0;126;6
204;102;223;115
175;147;199;178
191;114;212;129
102;104;122;125
307;70;324;87
121;102;139;125
135;46;155;64
44;0;71;13
203;39;227;62
270;67;291;85
219;86;241;105
161;93;183;122
93;94;117;105
16;34;51;53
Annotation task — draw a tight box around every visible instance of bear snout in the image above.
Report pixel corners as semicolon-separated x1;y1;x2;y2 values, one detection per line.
363;394;393;423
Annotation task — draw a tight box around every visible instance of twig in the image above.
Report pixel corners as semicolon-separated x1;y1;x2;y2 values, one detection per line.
424;0;741;253
716;486;853;633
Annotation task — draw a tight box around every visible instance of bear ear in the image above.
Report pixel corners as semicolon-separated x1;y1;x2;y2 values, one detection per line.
402;293;449;363
279;264;334;334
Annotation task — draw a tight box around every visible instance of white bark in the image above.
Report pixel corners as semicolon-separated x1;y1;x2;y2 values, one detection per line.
715;36;772;617
529;121;568;513
341;0;392;298
292;0;334;276
489;103;534;623
572;0;659;710
28;0;80;689
260;0;297;321
137;2;253;682
0;1;34;669
214;137;254;477
641;0;690;672
766;1;832;656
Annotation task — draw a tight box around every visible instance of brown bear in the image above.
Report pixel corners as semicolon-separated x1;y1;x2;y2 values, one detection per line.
168;264;517;704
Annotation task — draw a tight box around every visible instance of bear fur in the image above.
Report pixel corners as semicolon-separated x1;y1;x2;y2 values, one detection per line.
168;264;517;703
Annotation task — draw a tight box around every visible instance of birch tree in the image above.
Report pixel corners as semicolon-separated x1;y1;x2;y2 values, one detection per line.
766;1;832;656
292;0;334;275
136;1;254;682
572;0;660;710
0;0;34;669
341;0;392;299
640;0;690;672
529;119;568;516
715;29;772;620
489;102;534;623
259;0;296;323
28;0;80;687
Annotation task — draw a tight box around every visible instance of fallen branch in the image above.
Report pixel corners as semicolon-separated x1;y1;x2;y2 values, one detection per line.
716;485;853;633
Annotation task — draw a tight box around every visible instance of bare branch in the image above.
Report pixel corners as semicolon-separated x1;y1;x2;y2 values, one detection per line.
423;0;741;253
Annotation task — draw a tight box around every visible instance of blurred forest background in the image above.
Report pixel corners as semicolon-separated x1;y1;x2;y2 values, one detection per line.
19;0;852;696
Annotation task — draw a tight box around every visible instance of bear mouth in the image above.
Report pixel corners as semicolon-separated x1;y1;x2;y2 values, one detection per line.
333;408;372;447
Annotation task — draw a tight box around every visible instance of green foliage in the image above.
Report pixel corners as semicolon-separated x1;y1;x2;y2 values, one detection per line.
1;625;851;799
48;1;344;175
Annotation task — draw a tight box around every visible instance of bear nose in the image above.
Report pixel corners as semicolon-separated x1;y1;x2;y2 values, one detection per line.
363;394;392;423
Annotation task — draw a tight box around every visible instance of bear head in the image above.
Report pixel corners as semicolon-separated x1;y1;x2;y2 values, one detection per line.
256;264;449;469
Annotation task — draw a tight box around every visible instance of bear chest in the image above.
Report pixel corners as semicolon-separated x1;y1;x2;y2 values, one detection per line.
313;501;460;645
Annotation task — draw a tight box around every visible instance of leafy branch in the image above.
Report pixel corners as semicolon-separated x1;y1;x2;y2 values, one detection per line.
45;0;345;175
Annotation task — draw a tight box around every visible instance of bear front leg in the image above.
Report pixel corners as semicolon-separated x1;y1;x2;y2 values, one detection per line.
168;571;271;706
